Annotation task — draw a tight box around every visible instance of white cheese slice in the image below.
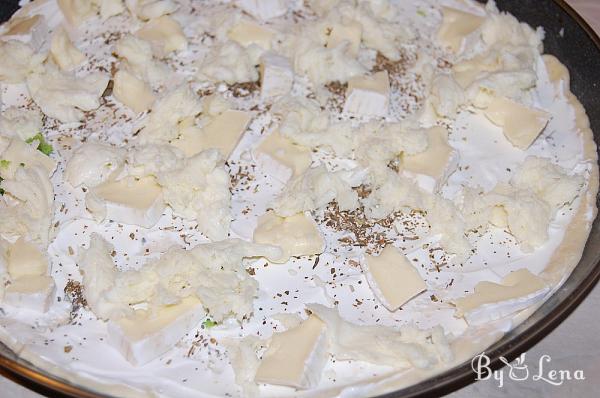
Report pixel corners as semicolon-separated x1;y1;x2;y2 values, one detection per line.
483;97;551;150
255;131;311;177
85;176;166;228
253;211;325;263
4;275;55;312
136;15;187;56
402;126;459;193
325;21;362;57
50;26;86;71
1;14;49;50
453;269;550;325
107;297;205;365
236;0;288;21
113;69;155;113
171;110;252;159
7;238;47;279
228;20;275;49
437;7;484;53
254;315;328;389
343;71;390;117
259;52;294;100
362;246;427;311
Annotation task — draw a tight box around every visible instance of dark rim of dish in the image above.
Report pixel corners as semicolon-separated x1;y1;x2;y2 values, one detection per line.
0;1;599;397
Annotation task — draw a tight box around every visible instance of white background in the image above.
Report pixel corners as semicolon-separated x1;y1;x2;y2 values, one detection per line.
1;0;599;397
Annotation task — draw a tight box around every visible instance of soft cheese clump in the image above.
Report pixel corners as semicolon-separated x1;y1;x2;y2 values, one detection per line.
0;40;45;83
65;142;126;188
196;41;260;84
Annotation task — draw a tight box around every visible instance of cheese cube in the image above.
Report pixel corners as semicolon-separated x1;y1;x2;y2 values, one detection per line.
228;20;275;49
4;275;55;312
362;246;427;311
483;97;550;150
107;297;205;365
437;7;484;53
256;132;311;177
343;71;390;117
255;315;328;389
402;126;459;192
85;176;166;228
236;0;288;21
171;110;252;159
7;238;47;279
259;52;294;100
50;26;86;71
136;15;187;56
253;211;325;263
113;69;156;113
325;21;362;57
1;14;49;50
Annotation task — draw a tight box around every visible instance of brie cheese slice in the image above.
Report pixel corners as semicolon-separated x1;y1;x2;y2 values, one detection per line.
343;71;390;117
437;7;484;53
113;69;156;113
85;176;166;228
7;238;47;279
259;52;294;100
107;297;205;365
172;110;252;159
228;20;275;49
255;132;311;177
4;275;55;312
253;211;325;263
483;96;551;150
254;315;328;389
403;126;459;193
136;15;187;56
362;246;427;311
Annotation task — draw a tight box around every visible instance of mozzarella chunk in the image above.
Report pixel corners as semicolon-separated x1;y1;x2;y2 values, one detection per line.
362;246;426;311
325;21;362;57
156;150;231;241
1;14;50;51
429;74;465;118
0;40;45;83
259;52;294;100
343;71;390;117
137;84;202;145
126;144;184;178
57;0;96;26
255;132;312;177
197;41;259;84
107;297;205;365
253;211;325;263
65;142;126;188
114;34;170;88
27;65;109;123
255;315;328;389
228;20;275;49
136;15;187;56
113;69;156;113
171;110;252;159
402;126;459;192
483;96;550;150
453;269;549;325
3;275;55;312
50;26;86;71
6;238;47;279
437;7;484;52
236;0;288;21
85;176;166;228
0;108;43;141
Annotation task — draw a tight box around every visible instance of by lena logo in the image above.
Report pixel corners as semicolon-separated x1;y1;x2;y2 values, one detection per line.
471;352;585;388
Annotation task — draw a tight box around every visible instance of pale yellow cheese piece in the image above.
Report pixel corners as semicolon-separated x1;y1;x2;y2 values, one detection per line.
256;132;311;177
107;297;204;365
171;110;252;158
454;269;547;314
136;15;187;56
255;315;328;389
403;126;456;190
437;7;484;52
325;21;362;57
363;246;427;311
113;69;155;113
228;20;275;49
253;210;325;263
483;97;551;150
7;237;47;279
57;0;95;26
50;26;86;71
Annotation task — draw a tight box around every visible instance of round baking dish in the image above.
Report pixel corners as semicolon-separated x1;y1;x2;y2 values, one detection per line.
0;0;599;397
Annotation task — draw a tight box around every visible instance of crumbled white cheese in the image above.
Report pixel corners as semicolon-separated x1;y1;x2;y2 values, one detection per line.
0;40;45;83
113;69;156;113
65;141;126;188
49;26;86;71
114;34;170;88
429;74;465;118
196;41;260;84
133;0;178;21
26;65;109;123
136;15;187;56
126;144;184;178
0;108;42;141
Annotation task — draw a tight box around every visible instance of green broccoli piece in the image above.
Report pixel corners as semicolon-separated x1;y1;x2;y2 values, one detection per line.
202;319;218;329
25;133;53;156
0;160;9;169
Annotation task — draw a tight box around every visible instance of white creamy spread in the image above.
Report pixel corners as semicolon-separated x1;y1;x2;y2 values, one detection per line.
0;0;596;397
